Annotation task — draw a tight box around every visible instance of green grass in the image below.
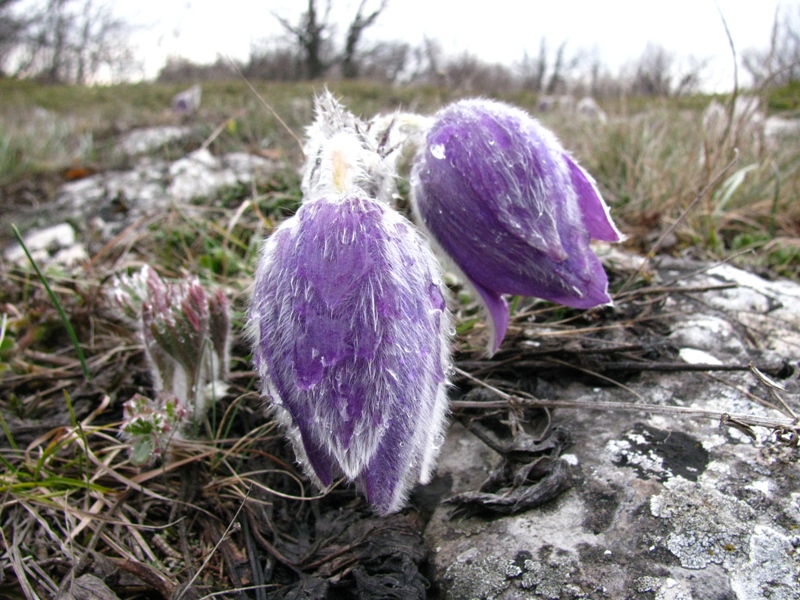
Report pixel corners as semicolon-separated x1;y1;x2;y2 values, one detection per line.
767;80;800;112
3;78;798;275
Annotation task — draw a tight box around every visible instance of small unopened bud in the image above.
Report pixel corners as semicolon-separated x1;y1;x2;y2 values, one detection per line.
110;268;230;425
120;393;188;465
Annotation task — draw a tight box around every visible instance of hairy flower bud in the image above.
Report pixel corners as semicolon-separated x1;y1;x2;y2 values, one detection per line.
301;91;398;204
411;98;623;353
249;194;451;514
120;393;187;465
110;267;230;426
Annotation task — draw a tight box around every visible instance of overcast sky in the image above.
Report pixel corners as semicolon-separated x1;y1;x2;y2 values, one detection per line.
121;0;798;91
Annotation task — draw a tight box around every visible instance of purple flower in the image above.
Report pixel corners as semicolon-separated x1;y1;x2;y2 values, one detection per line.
249;194;451;515
411;99;623;354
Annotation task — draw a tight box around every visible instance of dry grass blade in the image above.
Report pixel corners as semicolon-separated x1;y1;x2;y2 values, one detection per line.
177;488;250;600
616;149;740;296
450;393;798;435
749;362;798;420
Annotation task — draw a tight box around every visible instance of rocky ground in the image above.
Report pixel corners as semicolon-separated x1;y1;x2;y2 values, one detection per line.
427;256;800;599
2;126;798;599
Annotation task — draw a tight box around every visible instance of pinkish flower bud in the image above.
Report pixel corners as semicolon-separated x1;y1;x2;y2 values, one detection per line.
110;267;230;424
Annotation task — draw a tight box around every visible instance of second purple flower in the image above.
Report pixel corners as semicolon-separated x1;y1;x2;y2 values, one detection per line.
411;98;623;353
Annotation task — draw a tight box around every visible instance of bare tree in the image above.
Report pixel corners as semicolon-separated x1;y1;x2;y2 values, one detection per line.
437;51;514;93
743;5;800;87
416;37;444;84
341;0;387;79
274;0;388;80
519;38;548;92
630;43;674;96
580;50;625;98
517;39;579;94
357;39;409;83
244;41;302;81
0;0;26;74
13;0;134;83
274;0;334;79
546;41;578;93
628;43;705;97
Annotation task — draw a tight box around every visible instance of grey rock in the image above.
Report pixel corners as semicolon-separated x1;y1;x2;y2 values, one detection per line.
4;222;76;261
167;149;276;203
3;222;87;268
76;151;270;233
2;145;279;263
426;263;800;599
115;126;194;156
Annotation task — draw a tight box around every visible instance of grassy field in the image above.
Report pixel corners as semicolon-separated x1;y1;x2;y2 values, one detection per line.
2;78;799;275
0;78;799;598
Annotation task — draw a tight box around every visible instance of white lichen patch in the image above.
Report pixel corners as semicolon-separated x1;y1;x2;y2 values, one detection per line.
746;479;772;497
736;310;800;355
700;282;771;313
654;577;693;600
506;493;597;550
678;347;722;365
442;556;511;599
708;264;800;304
650;478;754;570
668;315;746;356
729;525;798;600
605;436;669;479
561;453;579;466
701;435;729;451
116;126;193;156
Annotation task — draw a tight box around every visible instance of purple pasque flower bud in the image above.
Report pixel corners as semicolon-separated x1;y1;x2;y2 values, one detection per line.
411;98;623;354
249;193;451;515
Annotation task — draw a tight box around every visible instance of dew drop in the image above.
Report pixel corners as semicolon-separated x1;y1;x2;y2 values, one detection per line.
430;143;446;160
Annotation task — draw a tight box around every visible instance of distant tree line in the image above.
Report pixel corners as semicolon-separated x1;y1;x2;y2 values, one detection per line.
0;0;135;83
156;1;800;97
157;31;711;99
1;0;798;94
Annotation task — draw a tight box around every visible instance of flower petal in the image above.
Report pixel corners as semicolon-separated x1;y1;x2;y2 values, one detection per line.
564;154;624;243
471;281;510;356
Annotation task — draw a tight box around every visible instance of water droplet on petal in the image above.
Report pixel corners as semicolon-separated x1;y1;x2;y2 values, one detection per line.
430;143;446;160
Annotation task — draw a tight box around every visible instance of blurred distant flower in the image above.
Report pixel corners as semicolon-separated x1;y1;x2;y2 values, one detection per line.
250;193;451;515
411;98;623;354
111;267;231;463
172;84;202;116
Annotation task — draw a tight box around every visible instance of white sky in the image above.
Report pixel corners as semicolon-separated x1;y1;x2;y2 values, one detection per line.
120;0;798;91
